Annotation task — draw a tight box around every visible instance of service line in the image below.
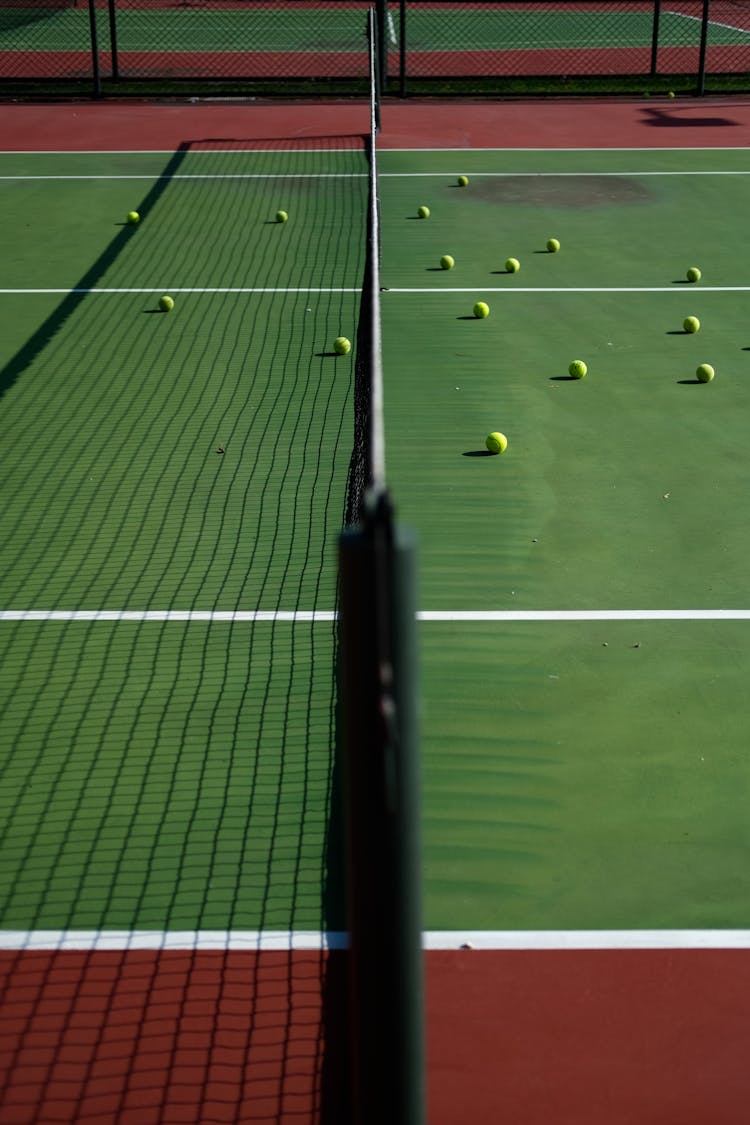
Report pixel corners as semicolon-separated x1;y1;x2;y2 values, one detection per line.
1;610;749;623
2;929;750;951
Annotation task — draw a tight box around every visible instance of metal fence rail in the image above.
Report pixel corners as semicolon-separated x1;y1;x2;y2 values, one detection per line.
0;0;749;102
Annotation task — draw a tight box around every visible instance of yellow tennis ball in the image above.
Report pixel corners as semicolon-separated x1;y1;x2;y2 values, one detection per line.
275;210;288;223
687;266;701;282
334;336;351;355
568;360;587;379
127;210;140;225
505;257;520;273
417;205;430;219
668;90;675;97
440;255;455;270
485;432;508;454
696;363;714;382
546;238;560;252
158;295;174;312
683;316;700;333
473;301;490;319
457;175;469;187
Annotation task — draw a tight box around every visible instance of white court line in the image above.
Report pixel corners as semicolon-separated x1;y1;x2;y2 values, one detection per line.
1;929;749;951
2;171;746;182
0;173;367;181
1;609;749;623
666;8;750;35
0;149;366;156
420;610;750;622
0;287;360;295
384;286;750;294
377;147;750;153
381;170;750;177
0;610;336;622
4;148;750;155
0;286;745;296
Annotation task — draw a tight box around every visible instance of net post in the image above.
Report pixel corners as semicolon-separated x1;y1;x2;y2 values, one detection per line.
87;0;102;97
696;0;710;94
337;490;425;1125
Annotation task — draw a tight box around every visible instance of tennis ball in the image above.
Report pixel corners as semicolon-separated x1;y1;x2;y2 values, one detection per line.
275;210;288;223
457;175;469;187
334;336;351;355
127;210;140;225
505;257;520;273
440;255;455;270
417;205;430;219
668;90;676;98
687;266;701;283
473;301;490;319
546;238;560;253
158;295;174;312
568;360;587;379
683;316;700;333
485;432;508;454
696;363;714;382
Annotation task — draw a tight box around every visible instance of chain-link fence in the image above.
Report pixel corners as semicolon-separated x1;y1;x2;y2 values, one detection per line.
385;0;750;95
1;0;749;96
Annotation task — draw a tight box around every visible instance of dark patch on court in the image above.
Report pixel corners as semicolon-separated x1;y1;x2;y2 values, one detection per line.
469;175;653;208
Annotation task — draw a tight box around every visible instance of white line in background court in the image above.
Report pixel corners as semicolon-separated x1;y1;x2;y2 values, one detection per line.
1;929;750;951
1;610;749;623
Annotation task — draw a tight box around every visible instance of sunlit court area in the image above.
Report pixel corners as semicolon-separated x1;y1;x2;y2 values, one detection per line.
2;3;750;1123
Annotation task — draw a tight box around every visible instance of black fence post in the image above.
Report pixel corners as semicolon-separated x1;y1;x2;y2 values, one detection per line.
399;0;407;97
697;0;711;94
650;0;662;76
376;0;387;90
108;0;119;81
87;0;102;97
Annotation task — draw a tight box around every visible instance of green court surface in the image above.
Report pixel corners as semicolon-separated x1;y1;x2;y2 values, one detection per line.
0;151;364;611
1;145;750;943
378;147;750;930
0;620;336;930
421;621;750;930
379;149;750;611
0;149;363;936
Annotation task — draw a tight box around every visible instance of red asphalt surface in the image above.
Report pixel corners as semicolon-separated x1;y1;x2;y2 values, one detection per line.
2;99;750;1123
3;97;750;150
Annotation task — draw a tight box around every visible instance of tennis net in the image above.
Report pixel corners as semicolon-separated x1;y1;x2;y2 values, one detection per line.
345;4;385;527
337;17;425;1123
